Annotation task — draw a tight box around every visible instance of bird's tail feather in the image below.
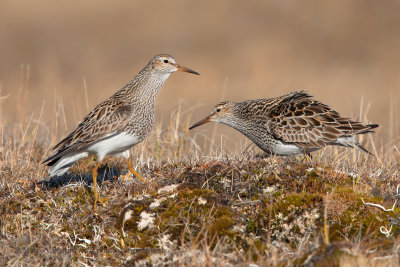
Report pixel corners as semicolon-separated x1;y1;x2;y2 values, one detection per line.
48;152;88;177
353;142;373;156
335;136;373;156
356;124;379;135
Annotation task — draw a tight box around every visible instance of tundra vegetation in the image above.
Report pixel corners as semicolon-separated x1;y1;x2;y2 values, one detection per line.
1;100;399;266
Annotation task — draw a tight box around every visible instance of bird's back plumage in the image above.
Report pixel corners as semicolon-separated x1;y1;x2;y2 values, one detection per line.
238;91;377;149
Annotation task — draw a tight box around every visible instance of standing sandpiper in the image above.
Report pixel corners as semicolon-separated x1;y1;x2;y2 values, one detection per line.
190;91;378;156
43;54;199;212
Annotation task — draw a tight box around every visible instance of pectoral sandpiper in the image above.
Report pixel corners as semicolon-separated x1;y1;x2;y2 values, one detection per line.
190;91;378;156
43;54;199;212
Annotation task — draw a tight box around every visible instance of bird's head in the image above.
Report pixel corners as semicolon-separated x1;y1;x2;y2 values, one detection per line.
189;101;236;130
150;54;199;75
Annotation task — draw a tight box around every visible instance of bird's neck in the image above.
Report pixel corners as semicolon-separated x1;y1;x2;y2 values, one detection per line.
118;69;171;103
223;118;247;134
136;71;171;99
222;111;255;137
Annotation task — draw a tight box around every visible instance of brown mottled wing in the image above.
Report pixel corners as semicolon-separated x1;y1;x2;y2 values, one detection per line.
266;91;369;148
52;99;131;152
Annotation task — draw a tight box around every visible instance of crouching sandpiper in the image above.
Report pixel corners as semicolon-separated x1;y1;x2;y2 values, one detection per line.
190;91;378;156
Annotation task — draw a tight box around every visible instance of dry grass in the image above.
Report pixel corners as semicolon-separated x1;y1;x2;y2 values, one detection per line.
1;99;399;266
1;1;400;266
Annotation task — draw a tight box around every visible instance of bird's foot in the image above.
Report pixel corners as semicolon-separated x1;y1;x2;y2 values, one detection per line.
17;179;29;186
93;195;109;213
127;161;148;183
303;153;313;163
119;173;135;181
131;172;148;183
120;171;148;183
92;185;109;213
97;197;109;204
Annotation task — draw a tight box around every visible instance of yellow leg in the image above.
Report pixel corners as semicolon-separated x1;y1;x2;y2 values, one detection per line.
304;152;313;163
92;163;109;213
127;160;148;183
92;162;100;213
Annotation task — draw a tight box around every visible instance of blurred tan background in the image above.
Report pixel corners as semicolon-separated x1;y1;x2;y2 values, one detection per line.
1;0;399;152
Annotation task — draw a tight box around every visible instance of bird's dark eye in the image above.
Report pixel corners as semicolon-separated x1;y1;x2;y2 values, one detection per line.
163;59;169;63
216;108;221;112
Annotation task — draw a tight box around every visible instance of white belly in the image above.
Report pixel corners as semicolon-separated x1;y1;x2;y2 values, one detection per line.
272;141;303;156
87;132;139;160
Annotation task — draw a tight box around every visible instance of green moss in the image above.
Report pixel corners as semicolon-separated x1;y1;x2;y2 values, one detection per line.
104;237;115;247
271;192;323;218
327;186;396;242
123;231;159;249
293;244;343;266
252;169;262;175
124;185;239;249
160;208;178;220
208;215;234;237
247;220;256;233
72;187;90;205
249;238;266;261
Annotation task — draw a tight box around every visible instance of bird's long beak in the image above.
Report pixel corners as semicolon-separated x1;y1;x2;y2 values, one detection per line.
189;115;211;130
175;64;200;75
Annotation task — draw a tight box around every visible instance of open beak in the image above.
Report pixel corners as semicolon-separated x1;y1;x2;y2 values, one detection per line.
189;115;211;130
175;64;200;75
